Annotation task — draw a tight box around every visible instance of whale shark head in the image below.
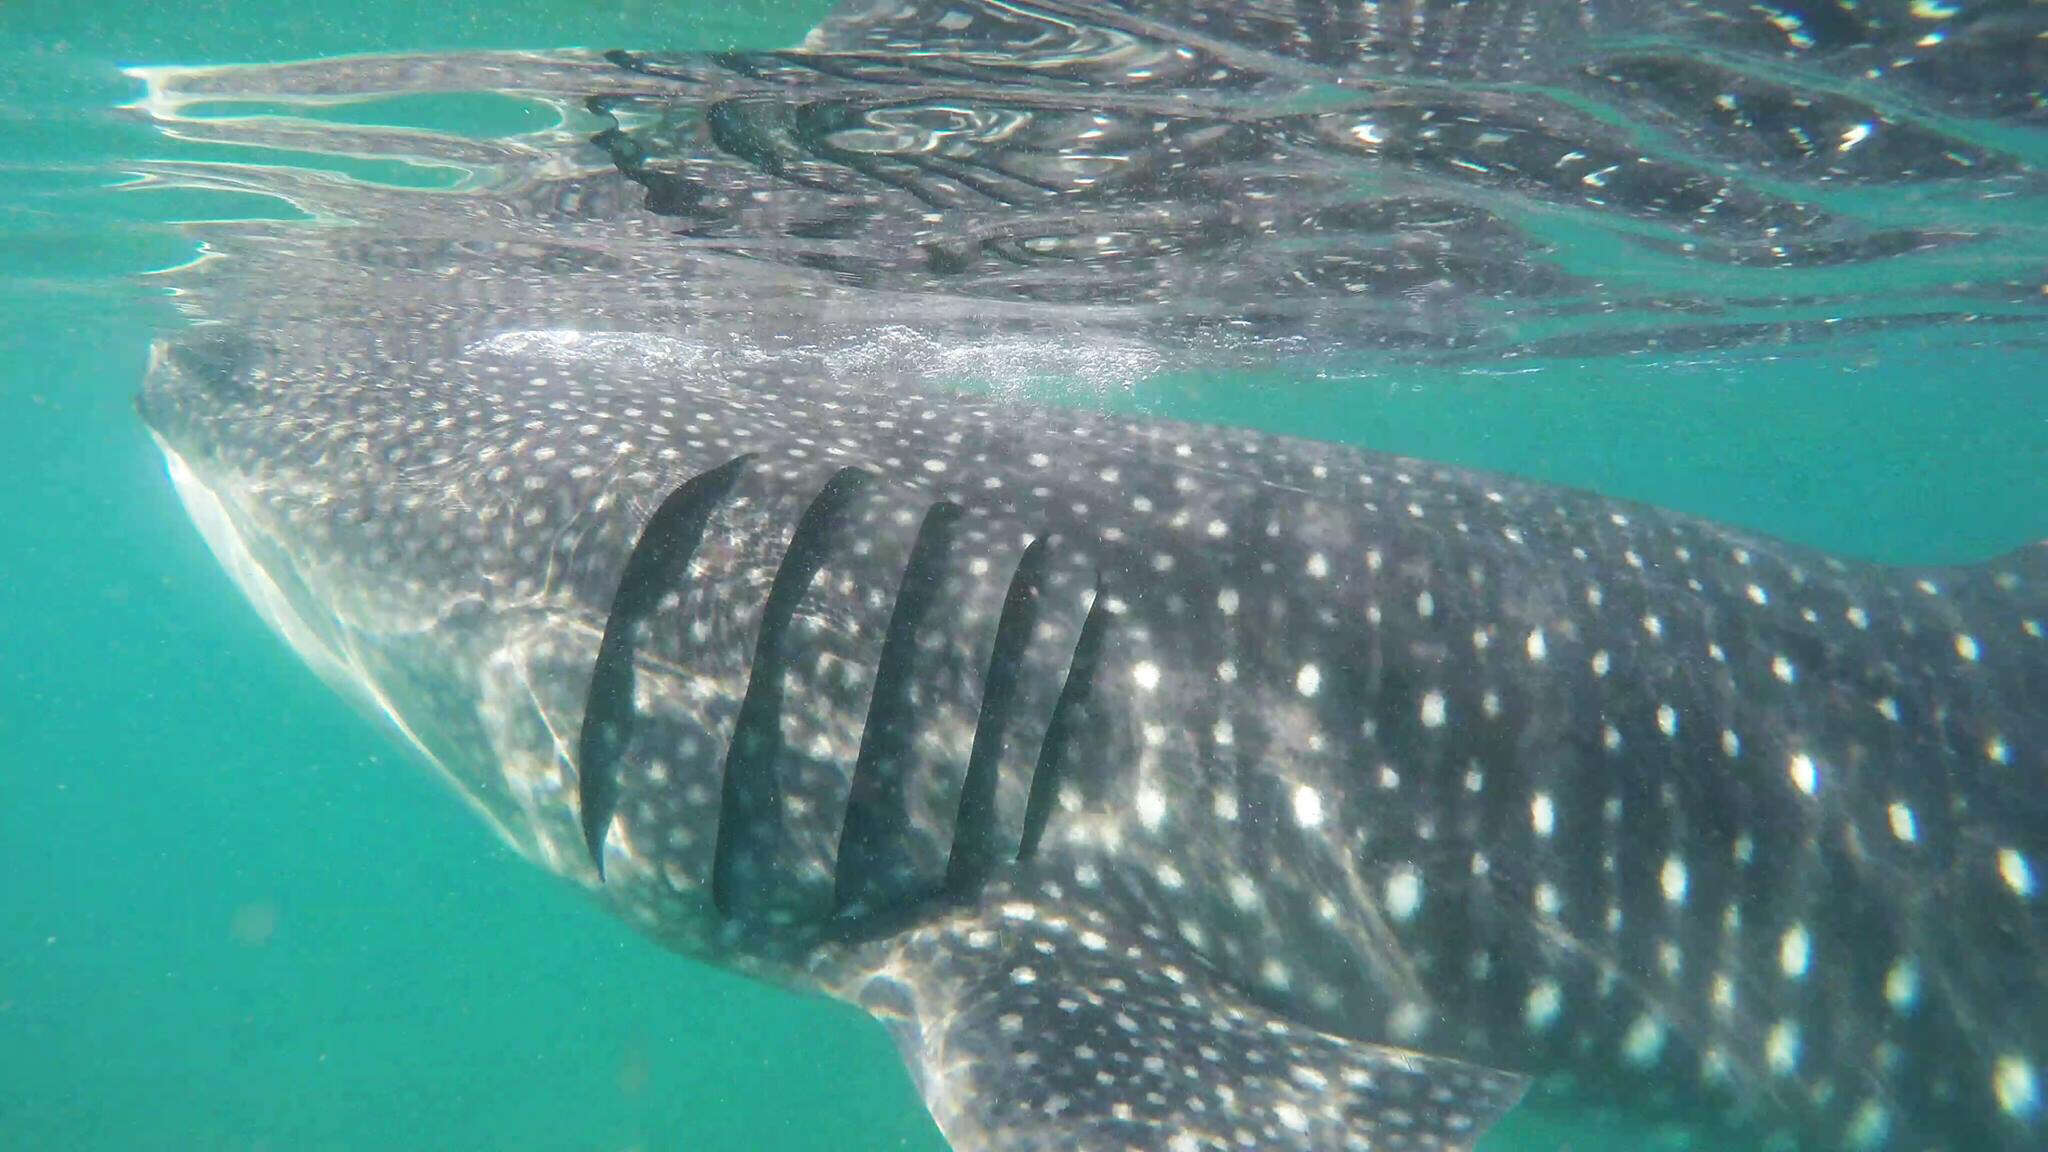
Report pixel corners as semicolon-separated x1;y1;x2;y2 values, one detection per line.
137;311;1136;958
139;324;709;891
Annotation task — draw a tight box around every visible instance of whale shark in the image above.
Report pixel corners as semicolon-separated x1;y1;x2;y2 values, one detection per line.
129;1;2044;1150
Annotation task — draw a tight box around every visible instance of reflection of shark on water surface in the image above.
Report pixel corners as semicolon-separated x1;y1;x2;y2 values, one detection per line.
130;1;2044;1149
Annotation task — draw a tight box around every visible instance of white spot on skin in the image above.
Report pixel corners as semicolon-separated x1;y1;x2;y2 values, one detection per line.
1228;874;1260;911
1722;728;1742;758
1132;661;1161;692
1660;856;1689;905
1216;588;1239;616
1385;865;1424;922
1657;704;1678;738
1306;552;1329;579
1292;785;1325;830
1956;633;1981;662
1534;882;1562;918
1623;1015;1667;1066
1885;959;1920;1013
1789;752;1819;797
1766;1020;1801;1076
1135;784;1167;831
1888;802;1918;843
1389;1001;1429;1041
1772;655;1798;684
1988;736;2013;765
1642;614;1664;639
1526;629;1548;662
1779;924;1812;979
1260;958;1291;991
1531;792;1556;838
1994;1054;2040;1118
1420;690;1447;729
1416;590;1435;619
1273;1102;1309;1133
1525;980;1563;1032
1711;974;1736;1015
1212;789;1238;823
1877;696;1901;723
1846;1100;1890;1150
1847;605;1870;630
1998;848;2037;898
1296;663;1322;697
1592;650;1611;677
1702;1047;1732;1084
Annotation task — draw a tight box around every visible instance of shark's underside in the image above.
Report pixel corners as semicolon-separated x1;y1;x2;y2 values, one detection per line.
127;2;2046;1150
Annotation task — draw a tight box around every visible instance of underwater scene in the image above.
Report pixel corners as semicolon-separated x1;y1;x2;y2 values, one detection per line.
3;1;2044;1150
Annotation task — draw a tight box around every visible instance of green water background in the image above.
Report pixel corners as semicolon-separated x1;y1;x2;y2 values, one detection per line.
0;2;2041;1150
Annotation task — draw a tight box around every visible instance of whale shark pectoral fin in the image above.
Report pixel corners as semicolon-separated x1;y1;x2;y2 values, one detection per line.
855;900;1527;1152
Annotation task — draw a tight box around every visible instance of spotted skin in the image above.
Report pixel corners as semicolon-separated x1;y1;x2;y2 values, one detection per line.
130;2;2047;1150
142;316;2047;1150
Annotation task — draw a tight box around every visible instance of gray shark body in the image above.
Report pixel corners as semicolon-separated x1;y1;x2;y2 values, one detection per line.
143;322;2048;1151
132;2;2046;1151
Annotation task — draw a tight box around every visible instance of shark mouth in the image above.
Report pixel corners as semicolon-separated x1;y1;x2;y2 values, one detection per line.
155;432;364;701
150;431;550;860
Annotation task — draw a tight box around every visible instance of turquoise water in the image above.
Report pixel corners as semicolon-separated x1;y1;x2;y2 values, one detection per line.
1;3;2042;1151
